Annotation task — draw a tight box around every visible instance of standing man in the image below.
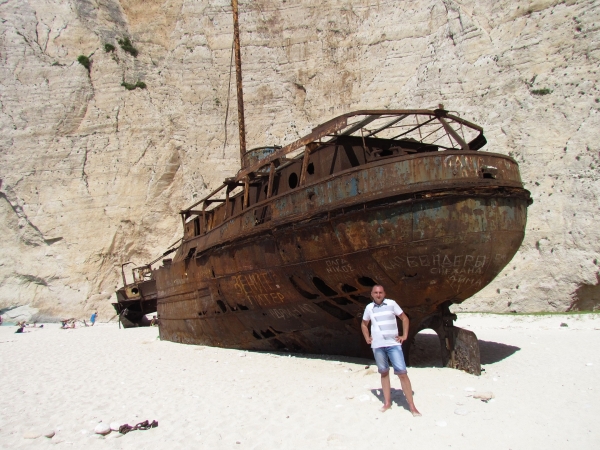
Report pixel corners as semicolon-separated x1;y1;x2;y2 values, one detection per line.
361;285;421;415
90;311;98;326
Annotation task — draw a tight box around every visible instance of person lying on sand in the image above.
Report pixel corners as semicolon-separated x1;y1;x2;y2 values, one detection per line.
361;285;421;416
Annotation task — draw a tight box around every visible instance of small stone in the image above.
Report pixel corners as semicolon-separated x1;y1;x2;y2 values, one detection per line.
94;423;111;435
473;392;495;402
346;395;354;400
435;420;447;427
44;430;55;438
464;387;476;392
236;441;241;444
358;394;370;402
454;408;469;416
586;363;593;366
560;322;568;327
110;422;121;432
23;431;41;439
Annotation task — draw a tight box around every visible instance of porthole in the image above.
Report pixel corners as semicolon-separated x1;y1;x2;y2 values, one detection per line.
288;172;298;189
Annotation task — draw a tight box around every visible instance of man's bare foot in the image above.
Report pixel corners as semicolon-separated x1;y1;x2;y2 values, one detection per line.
410;408;422;417
380;404;392;413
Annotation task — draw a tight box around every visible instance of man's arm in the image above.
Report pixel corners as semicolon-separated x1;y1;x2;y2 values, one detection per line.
395;312;409;344
361;320;372;344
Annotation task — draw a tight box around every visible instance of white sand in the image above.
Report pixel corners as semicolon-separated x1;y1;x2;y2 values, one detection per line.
0;313;599;449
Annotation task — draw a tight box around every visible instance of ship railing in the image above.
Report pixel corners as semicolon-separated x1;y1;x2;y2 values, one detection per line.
180;109;485;236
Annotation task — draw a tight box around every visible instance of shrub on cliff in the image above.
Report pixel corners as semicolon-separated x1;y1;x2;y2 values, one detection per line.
118;37;138;57
121;80;147;91
77;55;91;71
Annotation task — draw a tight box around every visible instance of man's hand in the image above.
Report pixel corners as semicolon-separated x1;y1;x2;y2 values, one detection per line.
365;336;373;344
395;335;407;344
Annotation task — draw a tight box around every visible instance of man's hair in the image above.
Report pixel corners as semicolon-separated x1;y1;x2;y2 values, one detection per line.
371;284;385;292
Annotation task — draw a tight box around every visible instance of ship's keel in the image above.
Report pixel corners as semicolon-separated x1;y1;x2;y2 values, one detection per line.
406;303;481;375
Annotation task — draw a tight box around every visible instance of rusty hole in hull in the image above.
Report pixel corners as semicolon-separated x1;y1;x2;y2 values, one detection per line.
332;297;352;305
289;276;319;299
237;304;249;310
216;300;228;313
341;283;358;293
307;162;315;175
312;277;337;296
315;301;354;320
357;276;377;287
261;329;276;338
252;330;262;340
350;294;371;305
404;272;418;278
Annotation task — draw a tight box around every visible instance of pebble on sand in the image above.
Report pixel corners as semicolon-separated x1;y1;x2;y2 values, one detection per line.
94;423;111;435
44;430;55;438
110;422;121;432
473;392;495;402
23;431;41;439
454;408;469;416
435;420;447;427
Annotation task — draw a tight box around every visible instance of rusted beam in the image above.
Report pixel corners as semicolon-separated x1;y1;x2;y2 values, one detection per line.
266;162;275;198
232;0;247;164
243;176;249;208
438;116;469;150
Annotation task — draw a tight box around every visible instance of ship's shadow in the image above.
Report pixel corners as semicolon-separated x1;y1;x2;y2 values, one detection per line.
408;331;520;368
257;332;519;369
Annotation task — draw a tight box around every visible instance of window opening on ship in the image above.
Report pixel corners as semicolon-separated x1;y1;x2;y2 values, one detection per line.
312;277;337;296
307;162;315;175
288;172;298;189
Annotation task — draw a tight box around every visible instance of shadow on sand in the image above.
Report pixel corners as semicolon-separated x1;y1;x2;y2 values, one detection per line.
408;332;521;368
370;387;412;411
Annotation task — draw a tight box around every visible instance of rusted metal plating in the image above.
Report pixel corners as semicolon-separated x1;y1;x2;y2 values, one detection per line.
148;110;529;373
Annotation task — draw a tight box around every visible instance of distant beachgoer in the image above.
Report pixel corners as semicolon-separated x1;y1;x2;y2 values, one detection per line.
15;327;24;333
361;284;421;415
90;312;98;326
0;315;3;325
150;315;158;326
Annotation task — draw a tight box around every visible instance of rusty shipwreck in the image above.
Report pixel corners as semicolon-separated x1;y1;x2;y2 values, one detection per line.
114;1;531;375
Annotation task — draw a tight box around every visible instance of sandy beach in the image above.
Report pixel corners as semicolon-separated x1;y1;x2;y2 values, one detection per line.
0;313;599;449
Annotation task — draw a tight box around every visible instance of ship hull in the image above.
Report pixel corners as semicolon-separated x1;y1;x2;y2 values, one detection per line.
156;151;528;358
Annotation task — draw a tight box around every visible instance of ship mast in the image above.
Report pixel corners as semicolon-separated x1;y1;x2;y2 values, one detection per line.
231;0;247;167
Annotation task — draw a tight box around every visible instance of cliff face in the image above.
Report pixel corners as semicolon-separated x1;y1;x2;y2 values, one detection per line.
1;0;599;319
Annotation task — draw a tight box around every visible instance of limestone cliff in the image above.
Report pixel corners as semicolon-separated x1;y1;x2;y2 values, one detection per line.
0;0;599;320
